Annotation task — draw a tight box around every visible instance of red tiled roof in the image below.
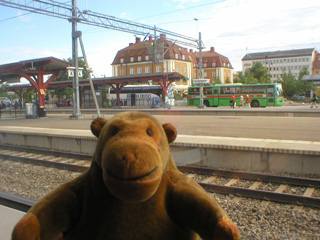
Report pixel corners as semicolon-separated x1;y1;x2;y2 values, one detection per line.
112;37;232;69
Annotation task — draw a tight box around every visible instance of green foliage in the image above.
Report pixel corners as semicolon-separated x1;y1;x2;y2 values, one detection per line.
278;68;315;98
52;57;90;101
0;83;9;97
214;77;221;84
236;62;271;84
279;71;297;98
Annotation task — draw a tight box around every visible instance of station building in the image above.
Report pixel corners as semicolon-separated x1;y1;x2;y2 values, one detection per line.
112;34;233;92
242;48;316;82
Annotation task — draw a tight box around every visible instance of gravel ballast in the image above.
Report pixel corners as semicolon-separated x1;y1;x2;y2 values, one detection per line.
1;159;319;239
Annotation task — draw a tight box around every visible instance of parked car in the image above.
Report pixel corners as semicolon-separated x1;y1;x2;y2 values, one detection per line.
56;100;73;107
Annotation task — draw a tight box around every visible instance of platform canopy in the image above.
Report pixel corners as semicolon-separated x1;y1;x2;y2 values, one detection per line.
6;72;185;106
0;57;70;84
0;57;71;115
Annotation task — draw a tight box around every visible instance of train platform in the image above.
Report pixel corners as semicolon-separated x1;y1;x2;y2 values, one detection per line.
0;112;319;175
0;205;24;240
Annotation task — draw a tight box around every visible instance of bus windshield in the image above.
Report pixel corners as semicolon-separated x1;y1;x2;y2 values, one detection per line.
275;84;283;97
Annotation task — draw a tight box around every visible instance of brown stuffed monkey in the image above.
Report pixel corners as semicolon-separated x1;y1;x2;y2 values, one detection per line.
12;111;240;240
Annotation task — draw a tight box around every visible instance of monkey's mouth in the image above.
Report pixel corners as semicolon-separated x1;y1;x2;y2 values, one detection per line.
106;166;158;181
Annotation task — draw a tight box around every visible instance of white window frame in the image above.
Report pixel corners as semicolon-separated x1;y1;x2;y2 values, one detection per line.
183;66;186;73
176;65;180;72
212;62;216;67
156;65;161;73
182;55;185;60
130;57;134;62
130;68;134;75
138;56;142;62
145;66;150;74
137;67;142;74
120;58;124;63
145;55;149;61
175;53;179;59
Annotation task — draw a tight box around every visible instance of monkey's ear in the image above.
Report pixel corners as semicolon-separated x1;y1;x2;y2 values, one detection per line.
91;118;108;138
162;123;177;143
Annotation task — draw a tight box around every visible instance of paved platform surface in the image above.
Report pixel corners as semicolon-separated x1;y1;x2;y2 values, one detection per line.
0;205;24;240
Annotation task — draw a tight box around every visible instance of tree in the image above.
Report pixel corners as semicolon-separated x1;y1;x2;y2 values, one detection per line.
235;62;271;84
52;58;90;102
297;67;315;97
279;71;297;98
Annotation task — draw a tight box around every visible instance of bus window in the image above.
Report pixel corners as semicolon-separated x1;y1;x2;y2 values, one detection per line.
221;87;230;94
267;87;273;97
242;86;253;93
213;89;218;94
235;87;241;93
203;87;212;94
189;88;200;95
230;87;235;94
253;86;267;93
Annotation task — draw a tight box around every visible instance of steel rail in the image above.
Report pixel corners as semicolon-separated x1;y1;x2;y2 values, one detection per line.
178;166;320;188
0;152;88;172
0;191;35;212
200;183;320;209
1;146;319;208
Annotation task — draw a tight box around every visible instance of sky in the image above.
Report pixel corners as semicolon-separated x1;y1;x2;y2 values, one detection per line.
1;0;320;82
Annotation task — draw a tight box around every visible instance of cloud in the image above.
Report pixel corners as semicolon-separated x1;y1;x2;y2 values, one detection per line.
17;11;31;22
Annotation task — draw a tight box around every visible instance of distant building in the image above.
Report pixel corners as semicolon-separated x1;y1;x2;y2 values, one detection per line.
112;35;233;92
312;51;320;75
242;48;316;82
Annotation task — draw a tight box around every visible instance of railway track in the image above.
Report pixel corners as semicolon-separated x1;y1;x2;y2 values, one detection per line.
0;145;319;209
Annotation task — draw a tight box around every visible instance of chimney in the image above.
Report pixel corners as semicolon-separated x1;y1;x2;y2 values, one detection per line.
189;49;193;53
160;33;166;40
149;36;153;41
210;47;215;52
129;43;133;46
136;37;141;43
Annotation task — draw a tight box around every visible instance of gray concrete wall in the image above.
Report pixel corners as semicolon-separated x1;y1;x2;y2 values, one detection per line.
1;131;319;175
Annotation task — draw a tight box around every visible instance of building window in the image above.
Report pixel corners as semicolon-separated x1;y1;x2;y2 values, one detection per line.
120;58;124;63
212;62;216;67
203;63;207;67
137;67;142;74
176;65;180;72
182;55;185;60
145;55;149;61
130;57;134;62
156;54;161;60
156;65;161;73
145;66;150;74
130;68;134;75
212;72;216;77
175;53;179;59
203;72;207;77
138;56;142;62
183;66;186;73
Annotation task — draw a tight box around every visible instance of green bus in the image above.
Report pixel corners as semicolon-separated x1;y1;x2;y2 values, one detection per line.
187;83;284;107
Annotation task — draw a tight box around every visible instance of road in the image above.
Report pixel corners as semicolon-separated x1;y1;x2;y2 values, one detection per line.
0;113;319;142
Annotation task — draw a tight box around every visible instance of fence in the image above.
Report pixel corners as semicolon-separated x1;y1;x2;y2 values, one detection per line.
0;106;25;119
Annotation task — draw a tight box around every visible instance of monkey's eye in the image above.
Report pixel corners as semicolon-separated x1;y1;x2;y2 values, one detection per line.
146;129;153;137
110;127;119;136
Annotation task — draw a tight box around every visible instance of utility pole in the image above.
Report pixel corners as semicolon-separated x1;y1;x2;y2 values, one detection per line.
198;32;204;108
70;0;82;119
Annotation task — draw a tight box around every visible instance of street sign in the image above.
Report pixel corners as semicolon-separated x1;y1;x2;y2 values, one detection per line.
7;91;15;95
192;79;209;84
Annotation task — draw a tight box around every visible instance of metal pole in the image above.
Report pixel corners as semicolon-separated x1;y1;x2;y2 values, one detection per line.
198;32;204;108
78;32;101;117
70;0;82;119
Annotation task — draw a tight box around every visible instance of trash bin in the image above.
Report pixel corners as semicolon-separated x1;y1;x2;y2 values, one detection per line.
38;106;46;117
25;103;37;118
151;97;160;108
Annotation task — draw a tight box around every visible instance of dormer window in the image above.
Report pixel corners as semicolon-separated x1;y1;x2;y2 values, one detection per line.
130;57;134;62
145;55;149;61
175;53;179;59
120;58;124;63
182;55;185;60
212;62;216;67
203;63;207;67
138;56;142;62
